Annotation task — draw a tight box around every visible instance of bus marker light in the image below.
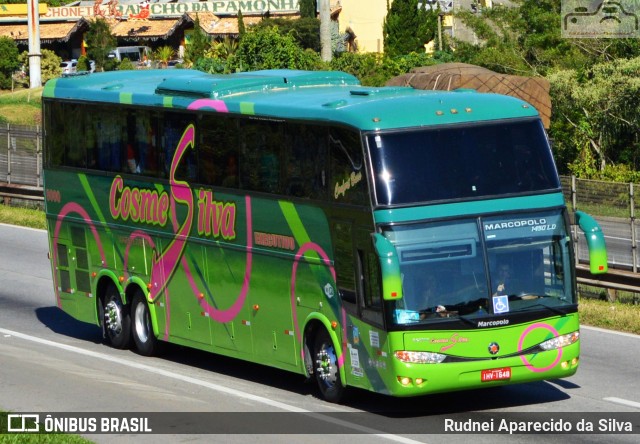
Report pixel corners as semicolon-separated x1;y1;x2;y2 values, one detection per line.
147;283;152;289
118;276;125;282
465;107;472;113
398;376;412;386
390;292;398;298
572;357;579;366
415;378;424;385
91;272;97;278
253;304;260;311
561;361;569;369
331;321;338;329
435;110;444;116
450;109;458;114
199;293;204;300
372;117;381;122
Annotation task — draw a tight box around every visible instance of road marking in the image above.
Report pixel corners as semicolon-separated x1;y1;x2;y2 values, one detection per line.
604;397;640;409
0;327;424;443
581;325;640;339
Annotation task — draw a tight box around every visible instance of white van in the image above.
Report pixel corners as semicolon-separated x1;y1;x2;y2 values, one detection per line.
108;46;151;63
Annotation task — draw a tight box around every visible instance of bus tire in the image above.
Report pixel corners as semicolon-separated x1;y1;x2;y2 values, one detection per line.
131;291;162;356
314;329;348;403
102;283;131;349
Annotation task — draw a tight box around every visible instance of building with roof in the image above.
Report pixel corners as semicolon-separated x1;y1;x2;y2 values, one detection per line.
0;1;483;62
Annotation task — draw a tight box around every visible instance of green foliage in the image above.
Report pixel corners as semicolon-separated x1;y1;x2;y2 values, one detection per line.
549;57;640;177
18;49;61;86
76;55;89;72
329;51;439;87
118;58;135;71
154;46;175;67
185;15;210;67
299;0;317;18
229;26;322;72
455;0;640;76
0;37;20;89
85;18;116;71
237;9;246;36
383;0;438;58
256;17;321;52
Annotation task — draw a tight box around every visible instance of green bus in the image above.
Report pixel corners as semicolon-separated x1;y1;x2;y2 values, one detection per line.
42;69;607;403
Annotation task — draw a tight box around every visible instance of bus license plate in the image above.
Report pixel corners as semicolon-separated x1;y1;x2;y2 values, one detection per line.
481;367;511;382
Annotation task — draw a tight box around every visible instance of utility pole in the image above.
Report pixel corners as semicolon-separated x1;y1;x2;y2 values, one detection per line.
319;0;331;62
27;0;42;88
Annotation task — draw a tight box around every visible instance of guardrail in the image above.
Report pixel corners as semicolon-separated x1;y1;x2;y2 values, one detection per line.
0;123;42;201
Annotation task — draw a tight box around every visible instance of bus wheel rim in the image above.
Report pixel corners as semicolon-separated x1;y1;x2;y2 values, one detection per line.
316;344;338;388
134;302;149;343
105;300;123;335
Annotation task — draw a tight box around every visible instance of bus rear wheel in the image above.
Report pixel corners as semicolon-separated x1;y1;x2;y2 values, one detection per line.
131;292;162;356
102;284;131;349
314;329;347;403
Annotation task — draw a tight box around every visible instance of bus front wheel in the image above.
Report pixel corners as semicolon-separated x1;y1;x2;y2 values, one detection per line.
314;329;347;403
102;284;131;349
131;292;161;356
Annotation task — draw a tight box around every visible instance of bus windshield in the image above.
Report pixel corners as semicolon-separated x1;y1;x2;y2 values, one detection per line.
367;119;560;206
387;209;574;326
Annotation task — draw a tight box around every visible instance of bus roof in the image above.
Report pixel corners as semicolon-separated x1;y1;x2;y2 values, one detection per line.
43;69;540;131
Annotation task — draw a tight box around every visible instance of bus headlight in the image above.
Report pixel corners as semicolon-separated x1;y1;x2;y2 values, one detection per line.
539;331;580;351
394;351;446;364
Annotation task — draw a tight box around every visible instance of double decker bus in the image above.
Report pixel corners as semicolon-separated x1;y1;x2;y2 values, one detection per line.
42;69;607;403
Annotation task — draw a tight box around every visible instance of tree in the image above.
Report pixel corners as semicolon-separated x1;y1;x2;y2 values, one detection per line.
237;9;246;36
18;49;61;86
184;15;210;67
228;26;322;72
154;46;175;68
549;58;640;177
0;37;20;89
256;17;321;52
299;0;317;18
85;18;116;71
383;0;437;58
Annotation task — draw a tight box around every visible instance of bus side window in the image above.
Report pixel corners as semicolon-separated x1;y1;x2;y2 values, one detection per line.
94;107;124;173
329;128;367;206
285;124;328;199
332;221;358;307
198;115;240;188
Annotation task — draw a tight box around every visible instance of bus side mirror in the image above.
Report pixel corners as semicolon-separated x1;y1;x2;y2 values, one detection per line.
575;210;608;274
372;233;403;301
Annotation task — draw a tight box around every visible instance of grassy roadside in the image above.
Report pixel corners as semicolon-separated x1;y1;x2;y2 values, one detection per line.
0;87;43;126
1;203;639;335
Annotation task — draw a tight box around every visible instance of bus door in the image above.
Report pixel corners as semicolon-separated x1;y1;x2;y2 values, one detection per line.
52;224;94;322
331;219;387;389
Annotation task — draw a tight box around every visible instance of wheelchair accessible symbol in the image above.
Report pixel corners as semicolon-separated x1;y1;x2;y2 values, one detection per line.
492;295;510;314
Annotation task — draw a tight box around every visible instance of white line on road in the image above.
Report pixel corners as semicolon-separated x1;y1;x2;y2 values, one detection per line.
603;397;640;410
0;327;425;444
581;325;640;339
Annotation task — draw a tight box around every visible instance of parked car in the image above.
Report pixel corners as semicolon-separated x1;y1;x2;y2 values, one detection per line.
60;60;77;75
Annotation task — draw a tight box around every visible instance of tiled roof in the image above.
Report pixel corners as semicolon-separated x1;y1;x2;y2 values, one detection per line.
109;17;184;40
0;20;88;43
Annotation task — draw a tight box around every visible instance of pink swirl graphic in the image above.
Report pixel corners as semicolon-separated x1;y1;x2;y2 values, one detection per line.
289;243;343;367
518;322;562;373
